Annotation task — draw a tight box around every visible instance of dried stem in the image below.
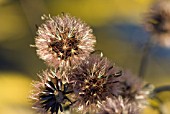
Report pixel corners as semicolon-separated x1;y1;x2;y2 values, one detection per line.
153;85;170;94
138;38;152;79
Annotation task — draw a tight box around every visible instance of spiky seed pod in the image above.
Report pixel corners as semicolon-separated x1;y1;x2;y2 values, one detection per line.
98;96;140;114
144;0;170;47
120;71;154;109
68;54;123;113
97;72;153;114
30;70;73;114
35;13;96;67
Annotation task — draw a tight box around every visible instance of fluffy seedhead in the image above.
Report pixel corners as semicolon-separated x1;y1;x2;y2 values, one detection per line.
144;0;170;47
30;70;73;114
35;13;96;67
98;96;139;114
98;72;153;114
120;71;153;109
68;54;123;113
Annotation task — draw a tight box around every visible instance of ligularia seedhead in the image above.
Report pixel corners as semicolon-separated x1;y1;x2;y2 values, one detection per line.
30;13;153;114
98;96;139;114
30;70;73;114
69;54;123;113
144;0;170;48
35;13;96;67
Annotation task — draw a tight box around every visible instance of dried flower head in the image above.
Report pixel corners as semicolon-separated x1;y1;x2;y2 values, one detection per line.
69;54;123;113
144;0;170;47
30;70;73;114
98;96;139;114
35;13;96;67
120;71;153;108
153;33;170;48
97;72;153;114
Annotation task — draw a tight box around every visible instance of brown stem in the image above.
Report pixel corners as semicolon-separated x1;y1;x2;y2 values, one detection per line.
153;85;170;94
138;38;152;78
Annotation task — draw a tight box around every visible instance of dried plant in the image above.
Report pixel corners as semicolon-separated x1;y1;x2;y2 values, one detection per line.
68;54;123;113
34;13;96;68
98;96;140;114
97;71;153;114
29;11;170;114
144;0;170;48
30;69;73;114
120;72;153;108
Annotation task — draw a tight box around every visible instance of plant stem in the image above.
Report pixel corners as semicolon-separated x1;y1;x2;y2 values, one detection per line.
153;85;170;94
138;39;152;79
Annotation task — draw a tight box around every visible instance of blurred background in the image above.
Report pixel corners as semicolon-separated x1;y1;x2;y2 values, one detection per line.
0;0;170;114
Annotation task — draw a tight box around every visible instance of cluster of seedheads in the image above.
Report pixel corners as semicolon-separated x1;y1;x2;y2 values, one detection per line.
30;13;152;114
30;0;170;113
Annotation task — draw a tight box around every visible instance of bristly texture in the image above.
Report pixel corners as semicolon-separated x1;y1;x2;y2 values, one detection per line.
97;72;153;114
144;0;170;48
35;13;96;67
68;54;123;113
98;96;139;114
120;71;153;110
30;70;73;114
